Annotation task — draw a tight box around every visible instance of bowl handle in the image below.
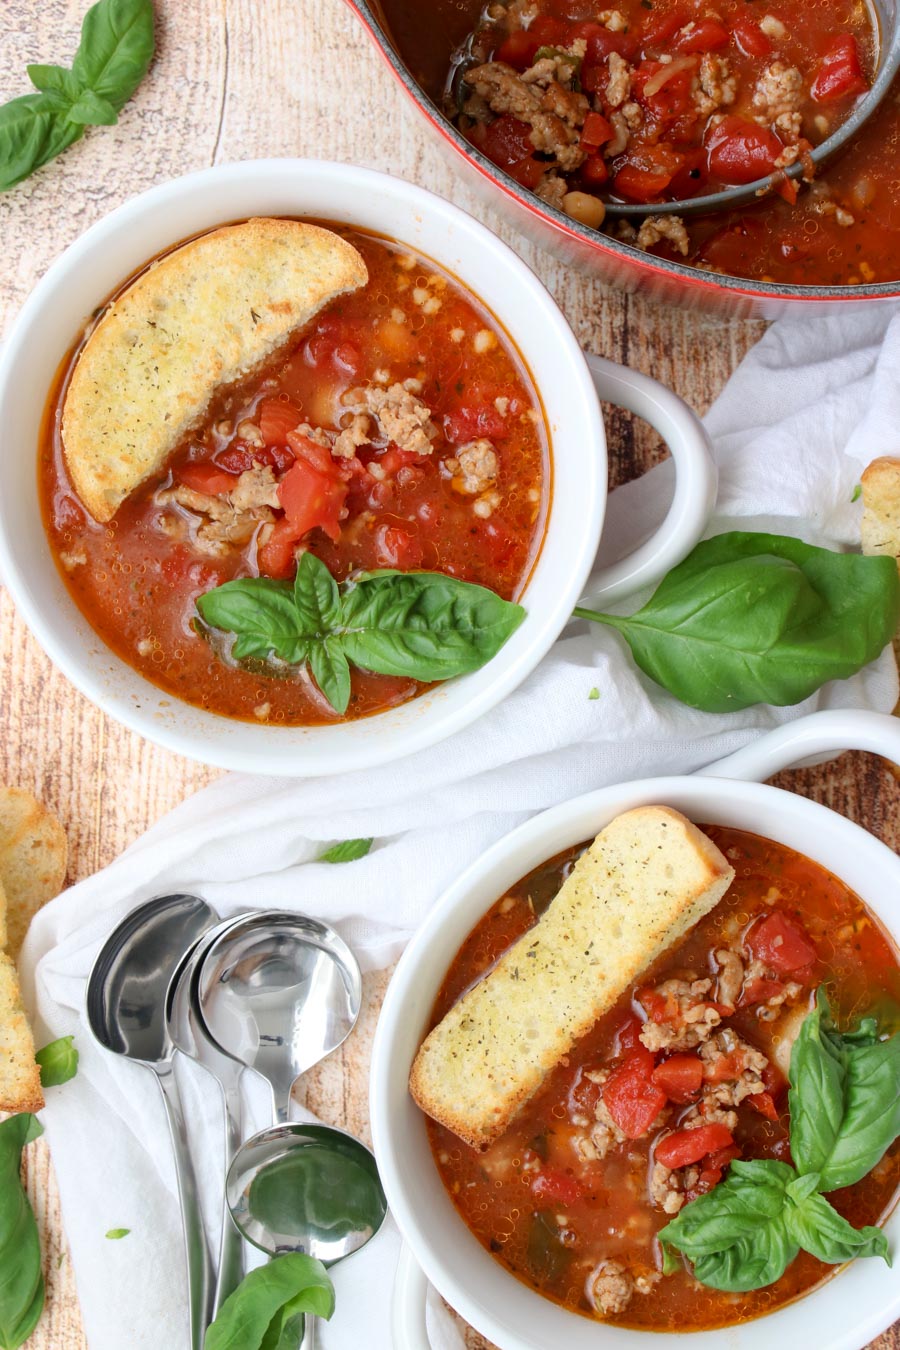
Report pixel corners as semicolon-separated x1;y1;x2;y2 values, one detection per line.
393;1242;432;1350
578;352;718;608
702;709;900;783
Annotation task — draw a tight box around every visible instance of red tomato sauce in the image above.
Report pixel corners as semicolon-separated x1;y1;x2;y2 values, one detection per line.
458;0;874;205
40;226;549;726
425;826;900;1330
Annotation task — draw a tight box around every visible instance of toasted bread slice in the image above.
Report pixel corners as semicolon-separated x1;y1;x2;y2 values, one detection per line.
410;806;734;1149
62;218;368;522
0;789;67;959
0;878;43;1113
861;457;900;561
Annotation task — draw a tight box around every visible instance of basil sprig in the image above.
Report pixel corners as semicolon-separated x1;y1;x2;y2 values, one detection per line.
789;989;900;1192
0;0;155;192
576;532;899;712
196;554;526;716
659;990;898;1292
204;1254;334;1350
0;1115;45;1350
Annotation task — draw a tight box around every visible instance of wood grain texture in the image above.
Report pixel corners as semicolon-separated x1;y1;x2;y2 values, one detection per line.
0;2;895;1347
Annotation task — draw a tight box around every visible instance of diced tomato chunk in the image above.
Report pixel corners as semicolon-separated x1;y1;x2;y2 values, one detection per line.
444;399;508;444
569;1065;604;1116
613;1013;644;1054
673;18;728;52
697;1143;742;1190
580;111;614;149
707;116;783;184
528;14;568;44
656;1123;734;1170
531;1168;584;1206
176;462;238;496
602;1047;667;1138
747;1091;780;1122
480;114;535;171
762;1060;787;1099
258;398;302;446
811;36;867;103
256;518;301;580
575;20;638;62
580;154;610;188
508;156;547;188
651;1054;704;1103
641;7;689;47
738;976;786;1009
613;162;675;203
375;524;424;568
746;913;817;974
496;28;544;70
732;16;773;58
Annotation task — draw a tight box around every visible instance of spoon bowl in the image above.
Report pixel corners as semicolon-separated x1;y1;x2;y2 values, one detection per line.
226;1122;388;1260
196;911;362;1123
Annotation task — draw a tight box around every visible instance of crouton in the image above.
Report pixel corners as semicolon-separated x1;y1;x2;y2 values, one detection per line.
410;806;734;1148
62;219;368;522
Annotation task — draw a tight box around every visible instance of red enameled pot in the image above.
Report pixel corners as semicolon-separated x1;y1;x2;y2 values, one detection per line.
345;0;900;319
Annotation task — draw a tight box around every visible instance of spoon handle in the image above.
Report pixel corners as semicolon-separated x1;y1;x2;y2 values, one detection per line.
213;1077;245;1315
298;1313;318;1350
156;1064;214;1348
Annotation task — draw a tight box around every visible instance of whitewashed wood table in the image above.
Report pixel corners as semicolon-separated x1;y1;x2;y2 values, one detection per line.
1;1;897;1346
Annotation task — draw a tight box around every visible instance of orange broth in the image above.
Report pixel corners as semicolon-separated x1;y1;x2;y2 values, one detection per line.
426;825;900;1330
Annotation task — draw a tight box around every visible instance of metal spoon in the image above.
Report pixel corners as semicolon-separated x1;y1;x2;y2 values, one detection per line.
166;916;250;1317
226;1122;388;1350
196;911;362;1123
86;893;218;1350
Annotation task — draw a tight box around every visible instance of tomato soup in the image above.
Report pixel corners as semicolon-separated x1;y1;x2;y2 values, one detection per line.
382;0;900;286
426;826;900;1329
40;225;549;725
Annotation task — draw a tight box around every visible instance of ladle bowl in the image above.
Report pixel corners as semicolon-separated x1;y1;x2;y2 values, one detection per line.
196;911;362;1122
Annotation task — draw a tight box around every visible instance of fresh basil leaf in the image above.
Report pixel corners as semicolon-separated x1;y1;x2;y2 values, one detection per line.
785;1190;890;1266
577;532;899;712
788;988;849;1180
26;65;83;101
818;1029;900;1191
659;1241;680;1276
72;0;156;112
66;90;119;125
35;1035;79;1088
0;1115;45;1350
659;1159;798;1292
196;579;311;664
789;990;900;1191
341;571;525;682
204;1254;334;1350
293;552;342;634
105;1228;130;1240
308;637;351;716
0;94;83;192
319;838;373;864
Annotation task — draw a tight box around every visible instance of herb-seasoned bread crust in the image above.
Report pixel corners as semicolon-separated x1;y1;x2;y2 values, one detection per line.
61;218;368;522
0;878;44;1114
409;806;734;1149
0;788;68;960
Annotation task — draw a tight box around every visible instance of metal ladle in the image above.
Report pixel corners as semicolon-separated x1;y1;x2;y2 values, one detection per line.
166;916;251;1317
226;1122;388;1350
86;893;219;1350
195;911;362;1123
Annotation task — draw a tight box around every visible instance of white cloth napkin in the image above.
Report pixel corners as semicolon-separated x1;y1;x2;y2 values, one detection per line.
20;303;900;1350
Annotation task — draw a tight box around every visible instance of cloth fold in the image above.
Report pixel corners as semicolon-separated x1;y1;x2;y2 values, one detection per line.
23;304;900;1350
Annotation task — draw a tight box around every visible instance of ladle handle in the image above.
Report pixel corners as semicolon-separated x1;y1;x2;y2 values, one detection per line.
213;1076;245;1315
156;1064;214;1348
297;1313;319;1350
